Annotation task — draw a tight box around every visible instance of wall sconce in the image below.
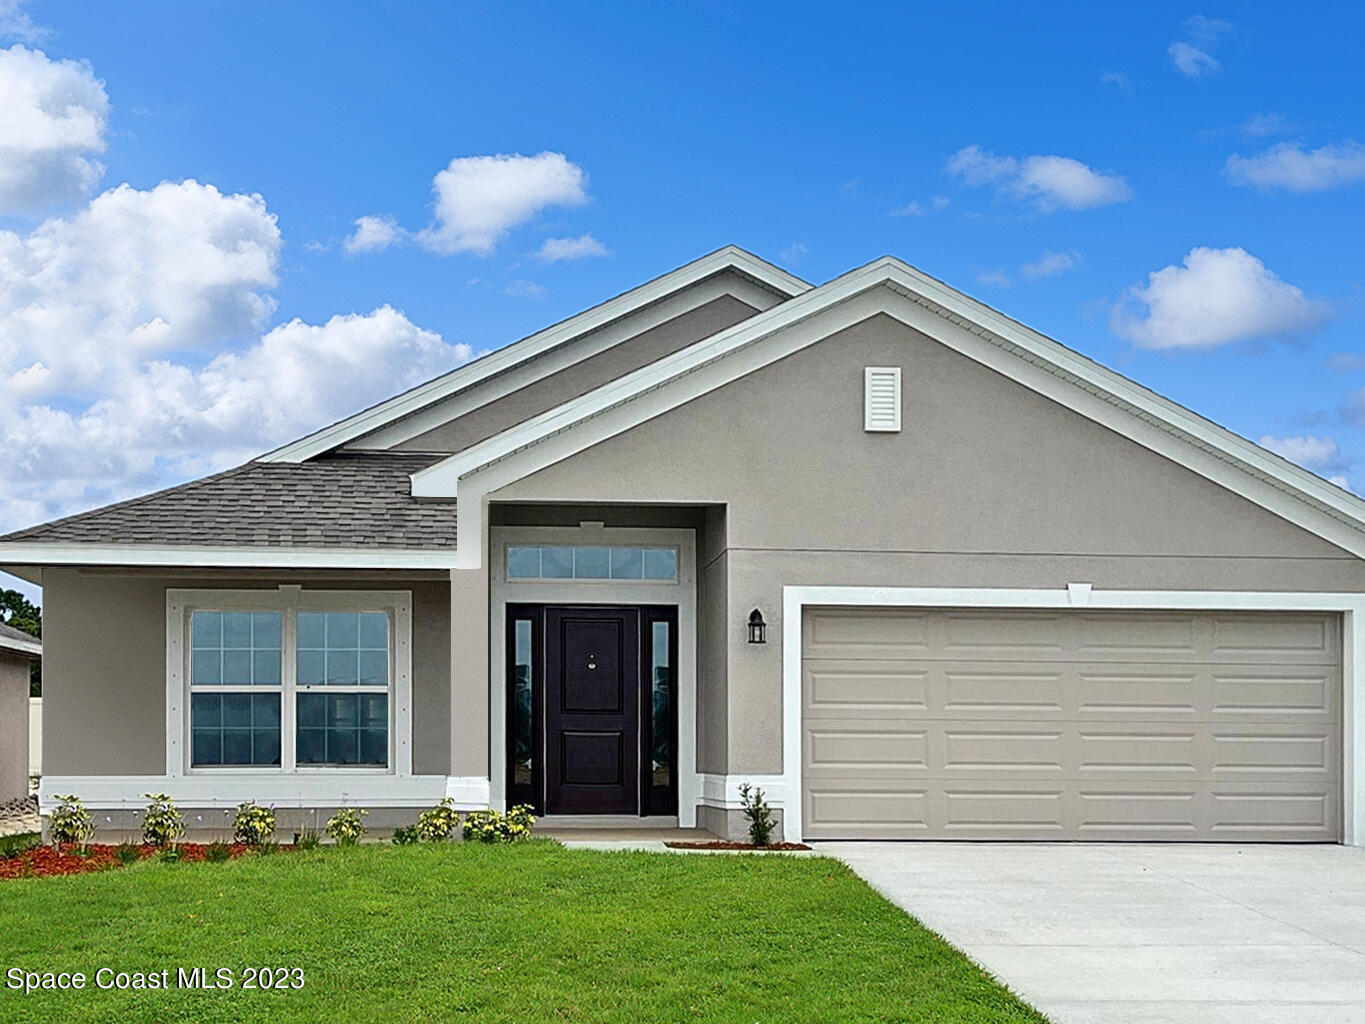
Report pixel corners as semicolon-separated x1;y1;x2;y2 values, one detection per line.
747;608;767;644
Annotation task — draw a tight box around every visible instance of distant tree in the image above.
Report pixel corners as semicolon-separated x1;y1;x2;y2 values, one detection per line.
0;589;41;696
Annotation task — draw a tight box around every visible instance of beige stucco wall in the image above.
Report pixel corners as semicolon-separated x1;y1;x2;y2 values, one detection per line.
491;311;1365;775
382;293;760;454
0;651;29;801
42;569;451;777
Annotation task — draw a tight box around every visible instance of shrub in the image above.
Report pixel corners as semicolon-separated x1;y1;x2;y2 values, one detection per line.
325;808;367;846
391;825;420;846
141;793;185;848
461;804;536;844
115;843;142;866
738;783;775;847
0;832;40;859
205;842;232;863
254;840;279;856
158;847;182;864
49;794;95;848
232;801;277;846
295;829;321;851
416;798;459;842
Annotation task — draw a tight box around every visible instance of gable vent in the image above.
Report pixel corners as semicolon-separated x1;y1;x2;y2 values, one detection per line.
864;366;902;432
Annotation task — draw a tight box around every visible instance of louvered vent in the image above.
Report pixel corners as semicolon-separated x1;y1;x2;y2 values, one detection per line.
863;367;902;432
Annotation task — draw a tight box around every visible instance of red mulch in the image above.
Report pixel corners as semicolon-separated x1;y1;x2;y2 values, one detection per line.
0;842;265;880
664;840;811;851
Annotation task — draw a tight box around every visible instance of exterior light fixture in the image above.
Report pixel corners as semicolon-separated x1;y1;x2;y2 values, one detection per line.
747;608;767;644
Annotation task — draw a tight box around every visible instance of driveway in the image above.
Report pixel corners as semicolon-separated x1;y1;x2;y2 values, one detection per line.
818;842;1365;1024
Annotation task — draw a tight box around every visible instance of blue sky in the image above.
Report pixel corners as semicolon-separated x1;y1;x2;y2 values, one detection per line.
2;0;1364;602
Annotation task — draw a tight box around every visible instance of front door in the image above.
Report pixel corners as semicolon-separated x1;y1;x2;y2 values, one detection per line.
543;606;640;814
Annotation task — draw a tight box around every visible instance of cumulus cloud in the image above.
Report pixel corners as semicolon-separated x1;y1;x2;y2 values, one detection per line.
947;145;1132;211
534;233;609;263
0;44;109;213
1110;246;1331;349
1225;141;1365;193
413;152;589;255
1257;435;1350;472
343;214;405;254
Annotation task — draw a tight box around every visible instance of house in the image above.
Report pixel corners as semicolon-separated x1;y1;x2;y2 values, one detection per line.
0;622;41;803
1;246;1362;845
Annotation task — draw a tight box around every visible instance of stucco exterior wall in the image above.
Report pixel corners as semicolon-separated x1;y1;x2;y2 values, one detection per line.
0;652;29;802
490;312;1365;776
42;569;450;777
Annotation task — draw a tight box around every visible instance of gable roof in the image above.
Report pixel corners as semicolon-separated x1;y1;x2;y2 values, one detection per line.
409;255;1365;567
259;245;810;463
0;621;41;659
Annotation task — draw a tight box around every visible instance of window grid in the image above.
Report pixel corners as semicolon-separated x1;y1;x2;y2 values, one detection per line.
506;544;679;581
295;611;391;767
188;610;284;767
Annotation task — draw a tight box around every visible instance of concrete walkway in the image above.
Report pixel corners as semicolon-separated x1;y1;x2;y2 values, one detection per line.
819;842;1365;1024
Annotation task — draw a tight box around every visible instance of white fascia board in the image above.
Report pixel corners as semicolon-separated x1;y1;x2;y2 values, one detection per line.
0;542;458;571
258;246;810;463
0;634;41;658
413;256;1365;564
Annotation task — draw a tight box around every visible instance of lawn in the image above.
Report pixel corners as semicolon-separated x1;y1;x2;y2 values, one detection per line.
0;841;1048;1023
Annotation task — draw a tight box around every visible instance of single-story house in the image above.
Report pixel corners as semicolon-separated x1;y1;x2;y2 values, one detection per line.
0;622;41;803
1;246;1361;844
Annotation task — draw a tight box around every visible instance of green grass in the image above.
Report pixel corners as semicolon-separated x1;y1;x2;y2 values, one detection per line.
0;841;1048;1023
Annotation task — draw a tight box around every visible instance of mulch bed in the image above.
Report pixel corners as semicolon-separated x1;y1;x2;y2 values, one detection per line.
665;840;811;851
0;842;268;880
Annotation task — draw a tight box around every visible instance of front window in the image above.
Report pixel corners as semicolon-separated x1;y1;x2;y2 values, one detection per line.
506;544;678;581
185;596;400;771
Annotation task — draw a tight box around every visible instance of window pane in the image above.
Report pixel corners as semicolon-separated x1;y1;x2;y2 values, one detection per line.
358;650;388;686
299;611;388;687
326;650;359;686
358;612;388;649
191;609;281;687
506;545;541;578
222;612;253;648
252;612;281;648
192;729;221;766
191;693;279;767
643;548;678;580
609;546;644;579
191;611;221;647
574;546;609;578
326;612;358;648
222;692;253;727
541;546;573;578
253;649;281;686
191;650;221;686
223;649;252;685
297;612;326;648
191;692;222;727
296;694;385;767
651;621;672;788
297;692;325;728
512;619;533;786
297;650;325;686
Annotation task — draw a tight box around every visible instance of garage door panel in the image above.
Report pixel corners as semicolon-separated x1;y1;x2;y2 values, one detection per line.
802;608;1342;842
804;610;932;660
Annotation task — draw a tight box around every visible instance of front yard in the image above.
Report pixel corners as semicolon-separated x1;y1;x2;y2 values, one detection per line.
0;840;1047;1023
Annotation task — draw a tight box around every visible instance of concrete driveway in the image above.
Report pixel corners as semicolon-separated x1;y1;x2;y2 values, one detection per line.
818;842;1365;1024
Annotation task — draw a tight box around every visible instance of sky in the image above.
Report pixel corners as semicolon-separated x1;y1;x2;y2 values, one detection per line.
1;0;1364;604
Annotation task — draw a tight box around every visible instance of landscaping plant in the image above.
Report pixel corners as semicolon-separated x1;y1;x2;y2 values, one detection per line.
205;842;232;863
48;794;95;848
140;793;185;848
295;829;321;851
232;801;277;846
391;825;420;845
0;832;40;859
114;843;141;866
738;783;775;847
415;797;460;842
325;808;368;846
461;804;536;844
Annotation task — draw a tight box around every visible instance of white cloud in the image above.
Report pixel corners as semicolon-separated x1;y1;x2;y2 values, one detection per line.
534;233;609;263
1101;71;1133;93
947;145;1132;211
891;195;950;217
1257;434;1349;472
1225;141;1365;193
0;1;47;43
779;241;807;264
414;152;589;255
343;214;404;254
1169;16;1233;77
0;44;109;213
1020;249;1080;280
975;269;1012;288
0;179;280;400
1110;246;1331;349
1242;111;1291;137
503;279;546;299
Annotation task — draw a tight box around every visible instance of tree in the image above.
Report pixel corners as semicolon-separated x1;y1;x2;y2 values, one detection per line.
0;588;41;696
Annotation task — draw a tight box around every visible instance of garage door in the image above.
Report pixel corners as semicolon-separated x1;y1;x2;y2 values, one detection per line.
802;608;1342;841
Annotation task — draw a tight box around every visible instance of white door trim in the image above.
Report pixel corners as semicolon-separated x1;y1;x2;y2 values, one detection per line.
488;526;699;825
781;584;1365;846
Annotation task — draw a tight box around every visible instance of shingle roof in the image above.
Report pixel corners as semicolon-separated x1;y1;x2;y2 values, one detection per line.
0;453;455;549
0;621;41;658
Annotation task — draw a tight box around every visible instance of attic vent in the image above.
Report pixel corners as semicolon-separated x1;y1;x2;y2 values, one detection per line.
864;367;902;432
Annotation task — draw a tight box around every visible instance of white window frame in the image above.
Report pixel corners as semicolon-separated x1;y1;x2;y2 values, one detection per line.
503;542;681;583
166;587;413;779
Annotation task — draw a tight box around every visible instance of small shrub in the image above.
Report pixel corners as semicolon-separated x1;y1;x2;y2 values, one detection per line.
205;842;232;863
253;840;279;856
738;783;775;847
140;793;185;848
294;829;321;851
461;804;537;844
115;842;142;866
391;825;420;846
49;794;95;848
0;832;40;859
325;808;367;846
232;801;277;846
158;846;182;864
416;797;460;842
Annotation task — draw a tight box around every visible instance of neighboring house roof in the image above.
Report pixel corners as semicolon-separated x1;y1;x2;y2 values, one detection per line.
259;245;810;464
0;621;41;659
0;453;453;550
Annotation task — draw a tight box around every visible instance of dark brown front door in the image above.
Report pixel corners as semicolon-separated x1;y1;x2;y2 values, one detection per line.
544;607;640;814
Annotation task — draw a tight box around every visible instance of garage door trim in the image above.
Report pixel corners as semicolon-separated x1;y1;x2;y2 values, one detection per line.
779;586;1365;846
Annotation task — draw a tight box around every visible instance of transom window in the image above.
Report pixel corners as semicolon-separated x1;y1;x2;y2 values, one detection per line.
506;544;678;581
181;593;407;772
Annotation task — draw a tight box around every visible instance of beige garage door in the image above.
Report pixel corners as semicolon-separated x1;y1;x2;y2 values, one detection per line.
802;608;1342;841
